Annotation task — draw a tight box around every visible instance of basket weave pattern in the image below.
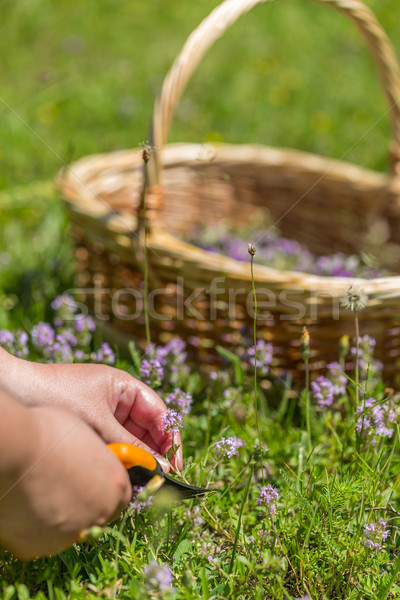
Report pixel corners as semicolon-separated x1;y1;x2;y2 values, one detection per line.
58;0;400;381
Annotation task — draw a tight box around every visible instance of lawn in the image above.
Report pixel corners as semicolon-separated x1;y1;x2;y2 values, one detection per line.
1;0;400;598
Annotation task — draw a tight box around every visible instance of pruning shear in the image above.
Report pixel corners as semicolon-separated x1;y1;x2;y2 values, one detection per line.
108;442;210;500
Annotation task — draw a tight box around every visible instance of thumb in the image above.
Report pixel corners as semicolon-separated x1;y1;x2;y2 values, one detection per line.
98;415;171;472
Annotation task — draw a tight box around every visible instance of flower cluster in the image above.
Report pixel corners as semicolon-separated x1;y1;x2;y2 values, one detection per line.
0;294;114;366
311;362;347;409
139;339;188;388
351;335;382;387
362;519;390;550
164;388;192;416
355;397;396;447
129;486;153;514
161;409;183;436
189;225;383;278
326;362;347;395
0;329;28;358
257;484;279;516
214;436;245;459
311;376;335;408
248;340;273;377
144;561;174;593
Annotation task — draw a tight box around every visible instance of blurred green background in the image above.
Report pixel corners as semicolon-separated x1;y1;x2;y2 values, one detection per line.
0;0;399;327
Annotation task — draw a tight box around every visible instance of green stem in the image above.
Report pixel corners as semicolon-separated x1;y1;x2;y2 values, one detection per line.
142;160;151;346
305;358;311;452
251;255;264;484
228;462;254;574
355;312;359;406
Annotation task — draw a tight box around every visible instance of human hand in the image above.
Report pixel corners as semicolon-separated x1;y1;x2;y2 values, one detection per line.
0;350;182;472
0;402;131;561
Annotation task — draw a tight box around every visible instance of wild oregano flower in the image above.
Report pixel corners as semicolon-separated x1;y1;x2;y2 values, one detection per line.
326;362;347;395
144;561;173;593
362;519;390;550
129;486;153;514
161;409;182;435
164;389;192;415
51;294;78;326
31;322;55;351
214;436;245;459
248;340;273;376
0;329;29;358
140;358;164;387
311;376;335;408
94;342;115;365
257;484;279;516
356;397;396;447
46;334;74;363
74;315;96;346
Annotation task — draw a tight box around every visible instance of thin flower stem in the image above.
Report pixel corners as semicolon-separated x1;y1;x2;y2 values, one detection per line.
355;312;360;405
228;462;253;574
305;358;311;452
142;158;151;346
201;503;234;543
250;254;264;484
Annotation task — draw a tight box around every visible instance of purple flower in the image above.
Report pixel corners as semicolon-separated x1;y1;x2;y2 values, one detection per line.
140;358;164;387
46;334;74;363
248;340;273;376
51;294;78;312
214;436;245;459
13;330;29;358
0;329;29;358
162;338;186;363
74;315;96;333
356;397;396;446
31;322;55;351
51;294;78;326
74;349;85;361
73;315;96;346
327;362;347;395
94;342;115;365
144;561;173;592
58;328;78;347
351;335;382;385
164;389;192;416
159;338;188;383
311;376;335;408
129;486;152;514
0;330;14;349
161;409;182;435
362;519;390;550
257;484;279;516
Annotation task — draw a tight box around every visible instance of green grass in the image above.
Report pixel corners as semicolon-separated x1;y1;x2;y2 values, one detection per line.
2;1;400;598
1;325;400;599
1;0;400;189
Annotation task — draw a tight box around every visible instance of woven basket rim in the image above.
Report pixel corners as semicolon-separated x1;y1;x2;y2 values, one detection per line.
57;142;400;298
58;141;400;215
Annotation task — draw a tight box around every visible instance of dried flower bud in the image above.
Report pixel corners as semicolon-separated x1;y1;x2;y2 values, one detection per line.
300;326;311;360
340;285;368;313
142;145;152;163
339;334;349;359
248;243;256;256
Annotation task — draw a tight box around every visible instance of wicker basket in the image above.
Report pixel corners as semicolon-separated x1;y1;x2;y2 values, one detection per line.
57;0;400;382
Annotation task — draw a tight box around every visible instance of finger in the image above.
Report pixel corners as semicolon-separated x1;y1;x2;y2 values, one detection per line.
116;377;182;453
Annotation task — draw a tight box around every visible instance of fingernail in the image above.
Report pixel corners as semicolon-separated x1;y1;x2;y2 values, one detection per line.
156;454;170;472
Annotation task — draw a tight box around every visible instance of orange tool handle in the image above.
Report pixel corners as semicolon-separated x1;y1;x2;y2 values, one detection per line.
107;442;158;471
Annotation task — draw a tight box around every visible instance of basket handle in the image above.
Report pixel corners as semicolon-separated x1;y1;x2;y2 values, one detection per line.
147;0;400;187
